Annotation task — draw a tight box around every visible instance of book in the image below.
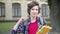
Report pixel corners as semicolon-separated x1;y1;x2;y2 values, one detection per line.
36;26;52;34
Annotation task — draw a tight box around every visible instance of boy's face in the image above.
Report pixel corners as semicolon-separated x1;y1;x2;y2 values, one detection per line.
30;6;39;17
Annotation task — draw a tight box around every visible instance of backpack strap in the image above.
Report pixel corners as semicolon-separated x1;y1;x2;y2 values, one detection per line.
38;17;46;26
38;17;44;25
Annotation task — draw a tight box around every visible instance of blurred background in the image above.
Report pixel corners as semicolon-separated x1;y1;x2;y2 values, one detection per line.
0;0;60;34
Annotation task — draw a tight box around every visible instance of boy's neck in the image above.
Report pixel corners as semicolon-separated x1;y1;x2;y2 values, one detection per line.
30;16;36;21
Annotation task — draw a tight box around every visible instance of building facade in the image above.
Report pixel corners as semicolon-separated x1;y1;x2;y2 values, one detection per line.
0;0;50;21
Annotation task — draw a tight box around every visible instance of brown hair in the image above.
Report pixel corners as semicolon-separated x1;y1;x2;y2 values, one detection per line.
27;1;40;15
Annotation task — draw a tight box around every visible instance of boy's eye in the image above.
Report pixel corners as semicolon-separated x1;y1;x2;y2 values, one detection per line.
32;9;34;10
36;9;38;11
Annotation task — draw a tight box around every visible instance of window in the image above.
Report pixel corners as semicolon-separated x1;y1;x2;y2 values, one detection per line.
0;2;5;17
27;0;34;1
12;3;21;17
41;4;49;17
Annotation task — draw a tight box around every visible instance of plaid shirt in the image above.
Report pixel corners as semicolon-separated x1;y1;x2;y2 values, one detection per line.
11;17;46;34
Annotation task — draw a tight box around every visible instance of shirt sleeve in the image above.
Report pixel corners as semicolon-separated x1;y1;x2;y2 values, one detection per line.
17;21;25;32
43;18;47;25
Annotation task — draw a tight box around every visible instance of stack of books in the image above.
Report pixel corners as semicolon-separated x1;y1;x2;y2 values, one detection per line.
36;26;52;34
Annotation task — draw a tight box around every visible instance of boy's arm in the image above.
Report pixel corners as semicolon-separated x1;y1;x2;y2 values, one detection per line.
12;17;23;30
12;17;28;30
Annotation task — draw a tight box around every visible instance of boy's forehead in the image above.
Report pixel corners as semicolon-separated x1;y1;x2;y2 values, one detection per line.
31;6;39;9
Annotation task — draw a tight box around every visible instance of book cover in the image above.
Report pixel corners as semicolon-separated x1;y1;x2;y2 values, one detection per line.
36;26;52;34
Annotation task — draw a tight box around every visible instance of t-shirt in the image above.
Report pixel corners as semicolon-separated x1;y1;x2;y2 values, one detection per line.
28;19;38;34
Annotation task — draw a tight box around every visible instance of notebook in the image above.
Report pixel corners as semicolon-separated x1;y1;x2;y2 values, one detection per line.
36;26;52;34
